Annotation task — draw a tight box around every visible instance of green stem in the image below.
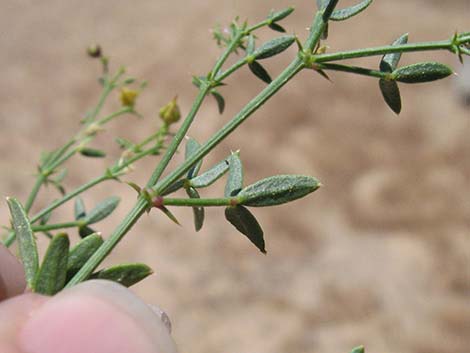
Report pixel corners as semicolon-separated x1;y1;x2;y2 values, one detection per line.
33;221;83;232
65;6;337;287
315;40;455;63
96;106;133;126
215;59;247;83
318;63;388;79
65;198;148;287
24;175;47;213
153;58;305;195
145;87;211;188
163;197;234;207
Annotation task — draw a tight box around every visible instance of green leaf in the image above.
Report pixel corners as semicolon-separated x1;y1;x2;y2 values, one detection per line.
268;23;286;33
7;197;39;289
91;263;153;287
74;196;86;221
190;158;230;189
158;206;181;226
67;233;103;279
350;346;365;353
79;225;96;238
186;187;204;232
185;137;203;179
249;61;272;84
252;35;295;60
380;33;409;72
316;0;326;10
225;206;265;254
34;233;70;295
79;147;107;158
392;62;453;83
211;90;225;114
84;196;120;225
161;179;186;196
224;152;244;197
379;79;402;114
330;0;373;21
238;175;321;207
268;7;295;22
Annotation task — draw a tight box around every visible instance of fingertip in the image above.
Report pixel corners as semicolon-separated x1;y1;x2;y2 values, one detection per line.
0;244;26;301
18;280;177;353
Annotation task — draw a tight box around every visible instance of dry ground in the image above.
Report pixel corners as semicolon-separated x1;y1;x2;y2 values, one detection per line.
1;1;469;352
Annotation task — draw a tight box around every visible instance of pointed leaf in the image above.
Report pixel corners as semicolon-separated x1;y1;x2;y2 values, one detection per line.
79;225;96;238
67;233;103;279
190;158;230;189
159;206;181;226
91;263;153;287
268;7;295;22
74;197;86;220
161;179;185;196
84;196;120;224
379;79;402;114
79;147;107;158
35;233;69;295
225;206;265;253
330;0;373;21
252;35;295;60
392;62;453;83
211;90;226;114
249;61;272;84
238;175;321;207
380;33;409;72
186;187;204;232
6;197;39;289
268;23;286;33
350;346;365;353
185;137;203;179
224;152;243;197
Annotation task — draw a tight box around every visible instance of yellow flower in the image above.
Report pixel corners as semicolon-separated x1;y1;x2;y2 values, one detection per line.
120;88;139;108
159;96;181;125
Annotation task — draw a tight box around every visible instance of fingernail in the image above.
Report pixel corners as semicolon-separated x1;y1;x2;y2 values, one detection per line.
18;280;177;353
148;304;172;334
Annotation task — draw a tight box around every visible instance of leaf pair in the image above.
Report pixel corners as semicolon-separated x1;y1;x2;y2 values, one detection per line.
247;35;296;84
223;153;321;254
378;34;453;114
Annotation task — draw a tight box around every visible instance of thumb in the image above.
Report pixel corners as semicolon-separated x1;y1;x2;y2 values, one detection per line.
17;280;177;353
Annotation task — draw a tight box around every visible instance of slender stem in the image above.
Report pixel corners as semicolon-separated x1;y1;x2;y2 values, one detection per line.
153;58;305;195
163;197;233;207
65;198;148;287
33;221;83;232
65;6;350;286
96;106;133;126
215;59;247;82
145;87;211;188
24;175;47;213
318;63;388;79
30;175;110;225
315;40;454;63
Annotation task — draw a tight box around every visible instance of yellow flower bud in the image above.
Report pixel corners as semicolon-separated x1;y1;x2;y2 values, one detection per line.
120;88;139;108
159;96;181;125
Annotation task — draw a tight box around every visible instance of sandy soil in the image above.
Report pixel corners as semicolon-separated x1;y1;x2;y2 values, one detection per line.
1;1;469;352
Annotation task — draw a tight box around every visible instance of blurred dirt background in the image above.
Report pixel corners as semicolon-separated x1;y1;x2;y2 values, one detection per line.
1;1;469;352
